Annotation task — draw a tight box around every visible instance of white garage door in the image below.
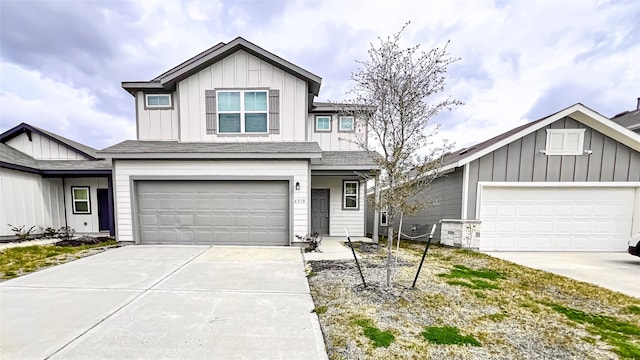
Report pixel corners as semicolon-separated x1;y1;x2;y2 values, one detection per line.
479;186;635;251
136;180;289;245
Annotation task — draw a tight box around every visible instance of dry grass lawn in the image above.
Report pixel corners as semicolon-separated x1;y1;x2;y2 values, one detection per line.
308;242;640;360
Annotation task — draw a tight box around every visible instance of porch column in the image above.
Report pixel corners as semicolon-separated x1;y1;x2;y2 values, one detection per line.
372;173;379;243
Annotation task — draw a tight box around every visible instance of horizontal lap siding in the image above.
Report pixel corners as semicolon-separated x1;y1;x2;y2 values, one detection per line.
311;176;365;236
466;116;640;218
114;160;309;242
366;168;464;241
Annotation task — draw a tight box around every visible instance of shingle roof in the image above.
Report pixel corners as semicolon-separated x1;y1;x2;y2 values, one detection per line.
99;141;323;159
311;151;380;170
0;143;38;169
611;109;640;131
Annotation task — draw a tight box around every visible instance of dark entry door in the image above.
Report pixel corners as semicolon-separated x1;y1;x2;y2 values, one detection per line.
311;189;329;235
97;189;110;232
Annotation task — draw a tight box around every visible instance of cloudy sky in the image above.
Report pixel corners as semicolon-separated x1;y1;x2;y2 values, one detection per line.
1;0;638;151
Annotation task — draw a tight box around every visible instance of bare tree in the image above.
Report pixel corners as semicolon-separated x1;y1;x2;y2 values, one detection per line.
340;24;462;288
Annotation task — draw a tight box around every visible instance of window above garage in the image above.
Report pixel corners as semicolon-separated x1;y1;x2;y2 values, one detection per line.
545;129;586;155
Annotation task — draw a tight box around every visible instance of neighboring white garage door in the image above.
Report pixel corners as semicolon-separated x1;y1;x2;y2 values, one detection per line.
479;186;635;251
136;180;289;245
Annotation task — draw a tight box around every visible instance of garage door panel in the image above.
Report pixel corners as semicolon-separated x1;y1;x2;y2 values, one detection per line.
136;180;289;245
480;186;634;251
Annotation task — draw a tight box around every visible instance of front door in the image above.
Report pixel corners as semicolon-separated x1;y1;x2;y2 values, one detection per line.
97;189;110;232
311;189;329;235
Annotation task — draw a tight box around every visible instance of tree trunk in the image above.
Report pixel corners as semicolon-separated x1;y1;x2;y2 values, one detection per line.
386;226;393;288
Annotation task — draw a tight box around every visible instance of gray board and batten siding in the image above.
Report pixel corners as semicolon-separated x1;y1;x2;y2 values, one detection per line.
465;116;640;219
366;167;464;241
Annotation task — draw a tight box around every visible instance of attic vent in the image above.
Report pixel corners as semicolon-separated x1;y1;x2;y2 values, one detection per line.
458;147;476;155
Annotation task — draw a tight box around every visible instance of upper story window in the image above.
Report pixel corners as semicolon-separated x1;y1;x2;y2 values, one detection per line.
343;180;359;210
339;116;355;132
145;94;172;109
217;90;268;133
545;129;586;155
315;116;331;132
71;186;91;214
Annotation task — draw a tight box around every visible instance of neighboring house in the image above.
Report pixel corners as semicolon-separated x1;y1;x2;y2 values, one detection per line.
368;103;640;252
0;123;114;238
611;97;640;134
99;37;378;245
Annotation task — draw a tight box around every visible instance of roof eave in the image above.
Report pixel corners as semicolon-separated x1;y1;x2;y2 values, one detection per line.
99;152;322;160
121;82;167;96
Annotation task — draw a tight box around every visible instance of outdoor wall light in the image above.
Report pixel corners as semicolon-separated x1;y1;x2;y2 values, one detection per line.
295;182;300;190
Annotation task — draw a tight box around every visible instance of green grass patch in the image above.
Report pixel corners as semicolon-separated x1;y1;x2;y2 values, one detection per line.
454;249;488;258
312;305;328;314
439;265;503;290
547;303;640;359
625;305;640;315
352;318;395;348
486;312;508;322
0;241;118;280
421;326;481;346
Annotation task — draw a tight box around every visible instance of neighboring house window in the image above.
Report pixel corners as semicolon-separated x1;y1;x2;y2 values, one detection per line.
145;94;172;109
380;210;388;227
72;187;91;214
315;116;331;132
545;129;586;155
343;180;359;209
217;90;268;133
339;116;355;132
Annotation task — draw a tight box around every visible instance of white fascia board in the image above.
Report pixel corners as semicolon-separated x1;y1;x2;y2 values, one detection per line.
100;152;322;160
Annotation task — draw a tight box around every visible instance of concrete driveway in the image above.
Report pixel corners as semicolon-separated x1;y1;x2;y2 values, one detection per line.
0;246;328;359
485;252;640;298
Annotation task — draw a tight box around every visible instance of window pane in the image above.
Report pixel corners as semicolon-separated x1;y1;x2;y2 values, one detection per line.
73;189;88;200
245;91;267;111
75;201;89;213
218;92;241;111
148;96;159;106
345;182;357;195
340;117;354;130
157;95;170;106
219;114;241;133
345;196;357;208
245;113;268;132
316;117;330;130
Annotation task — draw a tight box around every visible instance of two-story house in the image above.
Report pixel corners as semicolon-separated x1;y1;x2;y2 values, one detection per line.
100;37;379;245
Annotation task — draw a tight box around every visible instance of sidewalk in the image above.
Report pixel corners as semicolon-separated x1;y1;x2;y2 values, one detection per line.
0;238;59;250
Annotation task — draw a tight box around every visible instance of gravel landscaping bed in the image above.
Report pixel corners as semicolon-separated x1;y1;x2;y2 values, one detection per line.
308;242;640;359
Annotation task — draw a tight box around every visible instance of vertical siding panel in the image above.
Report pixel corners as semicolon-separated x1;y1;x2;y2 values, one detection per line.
505;140;521;181
467;159;480;219
613;144;631;181
235;50;248;87
574;127;591;181
628;151;640;181
519;132;536;181
560;155;576;181
545;120;564;182
260;60;272;87
600;137;616;181
188;76;201;141
532;127;548;181
492;146;508;181
587;130;604;181
222;55;235;87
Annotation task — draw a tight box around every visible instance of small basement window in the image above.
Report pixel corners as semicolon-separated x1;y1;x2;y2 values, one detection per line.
72;187;91;214
145;94;172;109
315;116;331;132
339;116;355;132
545;129;586;155
343;180;359;209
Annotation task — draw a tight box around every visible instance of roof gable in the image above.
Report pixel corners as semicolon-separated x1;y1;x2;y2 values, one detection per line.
122;37;322;96
0;123;99;160
443;103;640;171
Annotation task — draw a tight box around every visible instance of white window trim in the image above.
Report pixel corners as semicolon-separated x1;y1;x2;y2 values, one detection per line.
144;94;172;109
217;90;269;134
315;115;332;132
338;116;355;132
71;186;91;214
343;180;359;210
544;129;586;155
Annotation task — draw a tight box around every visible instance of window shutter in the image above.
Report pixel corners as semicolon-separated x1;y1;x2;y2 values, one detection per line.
205;90;217;134
269;89;280;134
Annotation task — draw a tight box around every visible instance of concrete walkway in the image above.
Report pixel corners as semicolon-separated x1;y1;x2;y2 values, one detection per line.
0;246;328;359
302;236;372;261
485;252;640;298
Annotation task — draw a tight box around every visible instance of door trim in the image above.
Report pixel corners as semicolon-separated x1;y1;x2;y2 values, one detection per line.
311;188;330;235
96;188;110;232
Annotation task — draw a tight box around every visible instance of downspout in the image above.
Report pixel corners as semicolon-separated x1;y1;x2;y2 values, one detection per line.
62;177;69;229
